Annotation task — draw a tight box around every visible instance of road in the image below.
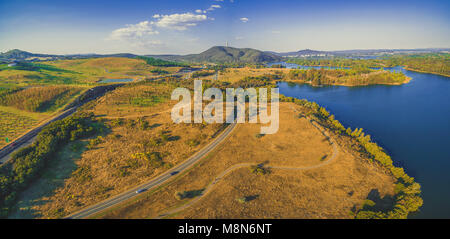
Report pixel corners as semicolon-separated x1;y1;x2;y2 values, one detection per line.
0;84;123;166
0;107;77;164
155;109;339;218
66;121;237;219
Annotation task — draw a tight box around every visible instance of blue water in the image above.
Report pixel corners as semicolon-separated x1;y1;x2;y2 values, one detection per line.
98;78;134;83
277;64;450;218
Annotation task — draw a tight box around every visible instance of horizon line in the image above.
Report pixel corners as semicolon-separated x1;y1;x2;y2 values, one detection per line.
2;46;450;56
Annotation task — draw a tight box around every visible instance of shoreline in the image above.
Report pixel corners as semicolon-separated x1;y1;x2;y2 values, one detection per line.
279;96;423;218
283;62;450;78
403;67;450;78
282;75;412;87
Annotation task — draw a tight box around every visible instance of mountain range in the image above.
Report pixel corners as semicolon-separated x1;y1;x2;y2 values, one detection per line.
1;47;449;64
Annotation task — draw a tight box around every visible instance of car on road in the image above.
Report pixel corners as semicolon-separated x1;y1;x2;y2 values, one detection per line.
136;189;147;194
170;171;179;176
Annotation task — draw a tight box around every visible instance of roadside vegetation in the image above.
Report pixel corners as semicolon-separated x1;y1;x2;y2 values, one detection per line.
0;112;102;217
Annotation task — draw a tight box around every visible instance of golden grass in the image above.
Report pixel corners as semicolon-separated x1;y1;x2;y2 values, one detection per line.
0;109;39;148
202;67;290;83
8;82;226;218
0;57;183;87
97;102;395;219
46;57;182;82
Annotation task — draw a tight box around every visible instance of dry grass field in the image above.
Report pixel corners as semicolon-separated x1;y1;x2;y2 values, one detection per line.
0;57;183;87
97;102;395;219
46;57;183;83
0;107;40;148
217;67;290;83
8;82;226;218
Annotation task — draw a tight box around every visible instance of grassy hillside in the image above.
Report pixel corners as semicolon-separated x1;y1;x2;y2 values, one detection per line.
0;86;83;112
0;57;183;86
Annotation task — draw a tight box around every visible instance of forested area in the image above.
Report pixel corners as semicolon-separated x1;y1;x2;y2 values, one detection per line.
136;56;187;67
287;67;407;86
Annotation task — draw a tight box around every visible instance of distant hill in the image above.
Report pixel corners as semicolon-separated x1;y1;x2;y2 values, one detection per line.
3;47;449;64
272;48;450;58
274;49;331;57
0;49;140;62
1;47;282;64
0;49;59;62
177;46;283;63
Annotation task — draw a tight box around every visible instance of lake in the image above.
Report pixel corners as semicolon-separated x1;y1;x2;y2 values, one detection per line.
276;63;450;218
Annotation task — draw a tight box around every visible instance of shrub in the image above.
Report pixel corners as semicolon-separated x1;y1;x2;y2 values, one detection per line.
87;136;104;149
255;133;265;138
250;165;270;175
185;139;200;147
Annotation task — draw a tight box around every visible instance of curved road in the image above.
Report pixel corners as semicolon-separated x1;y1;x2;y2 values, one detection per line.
66;121;237;219
156;108;339;218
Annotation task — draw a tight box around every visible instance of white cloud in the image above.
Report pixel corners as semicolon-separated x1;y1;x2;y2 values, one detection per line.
206;5;221;12
154;12;208;30
235;36;244;40
108;10;213;51
240;17;249;23
109;21;159;41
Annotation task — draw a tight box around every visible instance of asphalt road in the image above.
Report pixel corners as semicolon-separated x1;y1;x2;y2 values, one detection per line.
66;121;237;219
0;107;77;165
155;108;339;218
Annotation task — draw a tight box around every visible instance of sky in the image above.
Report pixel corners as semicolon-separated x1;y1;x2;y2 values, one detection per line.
0;0;449;55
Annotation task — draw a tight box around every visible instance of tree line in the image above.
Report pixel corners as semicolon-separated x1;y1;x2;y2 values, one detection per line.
136;56;187;67
280;95;423;219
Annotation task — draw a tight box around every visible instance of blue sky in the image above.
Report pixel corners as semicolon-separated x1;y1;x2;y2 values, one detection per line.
0;0;449;54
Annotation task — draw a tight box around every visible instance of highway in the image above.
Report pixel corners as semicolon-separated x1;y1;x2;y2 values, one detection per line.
155;107;339;218
0;84;122;166
0;107;77;164
66;121;237;219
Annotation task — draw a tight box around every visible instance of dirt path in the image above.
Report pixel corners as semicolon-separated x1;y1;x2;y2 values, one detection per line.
156;106;339;218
